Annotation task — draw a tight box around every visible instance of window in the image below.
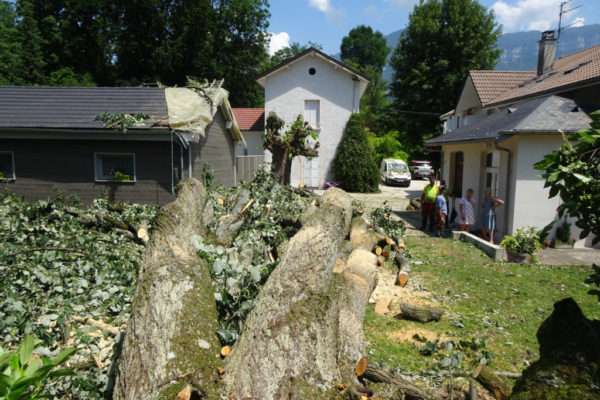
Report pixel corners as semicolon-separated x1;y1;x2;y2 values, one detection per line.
308;67;316;75
484;151;499;196
304;100;320;129
94;153;136;182
449;152;463;198
0;152;15;181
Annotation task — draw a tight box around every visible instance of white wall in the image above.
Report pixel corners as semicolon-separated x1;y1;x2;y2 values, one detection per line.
263;54;367;187
511;135;562;233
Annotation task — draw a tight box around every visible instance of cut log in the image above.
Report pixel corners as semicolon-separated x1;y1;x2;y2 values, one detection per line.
355;357;368;377
374;246;383;256
398;303;444;323
396;271;409;287
395;253;411;287
474;366;511;400
225;188;378;399
362;366;440;400
112;179;222;400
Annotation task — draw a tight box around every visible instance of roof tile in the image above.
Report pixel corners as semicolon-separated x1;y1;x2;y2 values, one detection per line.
470;70;536;106
232;108;265;131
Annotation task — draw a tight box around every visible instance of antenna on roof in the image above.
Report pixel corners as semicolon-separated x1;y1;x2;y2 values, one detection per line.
557;0;582;57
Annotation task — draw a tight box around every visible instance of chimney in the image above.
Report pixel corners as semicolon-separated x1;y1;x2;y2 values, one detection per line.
537;30;557;76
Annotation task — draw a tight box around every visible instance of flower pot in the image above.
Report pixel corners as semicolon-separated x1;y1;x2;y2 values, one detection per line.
506;250;533;264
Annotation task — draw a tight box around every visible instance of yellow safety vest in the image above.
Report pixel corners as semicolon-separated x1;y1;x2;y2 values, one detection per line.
423;183;439;203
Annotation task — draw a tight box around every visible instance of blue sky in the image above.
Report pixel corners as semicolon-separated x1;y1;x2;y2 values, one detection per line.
268;0;600;54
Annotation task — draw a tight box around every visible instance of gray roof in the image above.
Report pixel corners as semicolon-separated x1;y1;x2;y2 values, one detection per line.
427;95;592;145
0;86;168;129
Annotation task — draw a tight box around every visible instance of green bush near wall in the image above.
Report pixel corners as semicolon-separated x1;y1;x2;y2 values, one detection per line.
332;114;380;193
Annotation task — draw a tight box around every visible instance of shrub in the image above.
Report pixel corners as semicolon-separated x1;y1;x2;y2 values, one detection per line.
0;336;75;400
332;114;380;193
501;227;541;255
367;130;409;166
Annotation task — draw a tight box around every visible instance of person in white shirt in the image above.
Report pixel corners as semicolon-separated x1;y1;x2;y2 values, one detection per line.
457;188;475;231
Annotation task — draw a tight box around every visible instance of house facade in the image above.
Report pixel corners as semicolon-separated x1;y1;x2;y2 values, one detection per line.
427;31;600;247
0;85;242;205
257;48;369;188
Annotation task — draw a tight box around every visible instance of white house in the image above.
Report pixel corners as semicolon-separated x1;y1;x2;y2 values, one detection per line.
427;31;600;248
257;47;369;188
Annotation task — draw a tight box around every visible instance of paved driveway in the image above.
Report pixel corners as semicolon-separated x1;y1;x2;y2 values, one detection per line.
347;180;428;212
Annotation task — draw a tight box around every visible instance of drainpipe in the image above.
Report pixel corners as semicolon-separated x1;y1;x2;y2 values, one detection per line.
495;141;512;235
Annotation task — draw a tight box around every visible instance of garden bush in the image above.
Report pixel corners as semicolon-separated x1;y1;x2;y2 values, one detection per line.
332;114;380;193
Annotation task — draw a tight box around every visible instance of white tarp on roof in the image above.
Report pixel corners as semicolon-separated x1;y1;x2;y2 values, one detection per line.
165;85;241;143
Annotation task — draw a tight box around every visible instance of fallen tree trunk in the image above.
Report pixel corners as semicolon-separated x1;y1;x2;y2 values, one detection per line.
224;189;378;399
474;366;511;400
112;179;222;400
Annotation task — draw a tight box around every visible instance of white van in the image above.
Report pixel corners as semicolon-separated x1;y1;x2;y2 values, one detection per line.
380;158;411;187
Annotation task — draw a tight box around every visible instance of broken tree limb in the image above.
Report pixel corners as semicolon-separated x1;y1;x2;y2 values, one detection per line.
225;188;378;399
474;366;511;400
112;179;222;400
395;253;411;287
398;303;444;323
362;366;441;400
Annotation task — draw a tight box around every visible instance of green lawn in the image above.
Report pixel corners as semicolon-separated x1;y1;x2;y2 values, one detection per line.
365;236;599;377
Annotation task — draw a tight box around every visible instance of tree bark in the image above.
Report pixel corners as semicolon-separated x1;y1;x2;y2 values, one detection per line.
475;366;511;400
112;179;222;400
224;188;378;399
362;366;441;400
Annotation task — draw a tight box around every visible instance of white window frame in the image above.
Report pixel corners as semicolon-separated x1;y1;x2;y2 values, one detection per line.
94;152;136;183
304;99;321;130
0;151;16;181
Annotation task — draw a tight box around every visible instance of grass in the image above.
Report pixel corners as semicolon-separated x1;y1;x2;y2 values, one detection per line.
365;236;599;378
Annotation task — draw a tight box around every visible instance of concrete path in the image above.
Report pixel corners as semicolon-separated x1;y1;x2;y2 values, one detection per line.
539;248;600;266
346;180;427;212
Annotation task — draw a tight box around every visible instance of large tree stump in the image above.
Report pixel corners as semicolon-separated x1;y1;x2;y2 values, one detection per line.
113;179;222;400
224;188;378;399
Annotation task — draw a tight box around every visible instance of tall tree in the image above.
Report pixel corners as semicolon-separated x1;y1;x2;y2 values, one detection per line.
340;25;389;73
115;0;168;85
340;25;390;135
267;41;322;69
0;1;21;84
390;0;501;154
213;0;270;106
16;0;46;84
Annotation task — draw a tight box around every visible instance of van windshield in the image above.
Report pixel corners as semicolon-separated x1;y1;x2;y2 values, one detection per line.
388;163;408;173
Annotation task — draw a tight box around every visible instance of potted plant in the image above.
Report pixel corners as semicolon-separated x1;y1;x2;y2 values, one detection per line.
501;227;541;263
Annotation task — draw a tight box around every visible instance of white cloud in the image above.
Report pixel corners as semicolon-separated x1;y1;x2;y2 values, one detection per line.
572;17;585;28
268;32;290;55
491;0;582;33
309;0;333;14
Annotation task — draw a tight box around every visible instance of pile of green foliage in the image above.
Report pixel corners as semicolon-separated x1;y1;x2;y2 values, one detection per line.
333;114;380;193
0;193;156;399
194;169;311;344
369;202;406;243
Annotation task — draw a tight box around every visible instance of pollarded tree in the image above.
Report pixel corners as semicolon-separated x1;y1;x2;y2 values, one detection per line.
332;114;379;193
390;0;501;154
535;111;600;245
265;112;319;185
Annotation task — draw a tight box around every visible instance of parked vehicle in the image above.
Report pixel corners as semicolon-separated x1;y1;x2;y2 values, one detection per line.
380;159;411;187
410;160;434;180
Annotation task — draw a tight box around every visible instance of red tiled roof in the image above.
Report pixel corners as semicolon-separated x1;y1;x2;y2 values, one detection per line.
469;70;536;106
488;45;600;106
232;108;265;131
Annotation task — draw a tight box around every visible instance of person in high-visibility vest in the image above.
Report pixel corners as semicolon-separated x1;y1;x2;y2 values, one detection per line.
420;175;439;232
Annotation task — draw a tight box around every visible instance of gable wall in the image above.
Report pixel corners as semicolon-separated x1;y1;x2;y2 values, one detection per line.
263;55;363;187
191;110;236;187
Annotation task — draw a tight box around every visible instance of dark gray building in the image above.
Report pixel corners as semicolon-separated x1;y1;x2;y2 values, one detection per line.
0;86;242;204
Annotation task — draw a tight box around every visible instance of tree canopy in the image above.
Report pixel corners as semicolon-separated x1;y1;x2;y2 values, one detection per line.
266;41;322;70
0;0;270;106
341;25;389;73
390;0;501;154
